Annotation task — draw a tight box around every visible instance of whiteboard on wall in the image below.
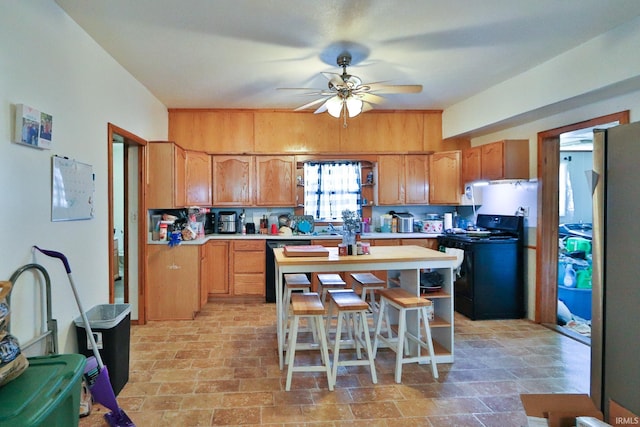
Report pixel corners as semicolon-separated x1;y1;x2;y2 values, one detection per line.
51;156;95;221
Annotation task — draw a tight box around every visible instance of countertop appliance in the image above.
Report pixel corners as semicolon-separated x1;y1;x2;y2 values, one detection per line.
591;123;640;416
218;211;237;234
265;239;311;303
394;213;414;233
437;214;524;320
204;212;216;235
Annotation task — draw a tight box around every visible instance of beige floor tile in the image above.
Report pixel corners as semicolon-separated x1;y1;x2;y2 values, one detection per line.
79;303;589;426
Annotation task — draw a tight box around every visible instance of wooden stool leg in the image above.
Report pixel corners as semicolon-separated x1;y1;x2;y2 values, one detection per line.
314;314;334;390
420;306;439;379
358;310;378;384
372;297;387;357
331;311;345;385
285;315;300;390
395;308;407;384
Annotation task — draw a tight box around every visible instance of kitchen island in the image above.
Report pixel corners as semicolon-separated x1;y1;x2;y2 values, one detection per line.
273;245;457;369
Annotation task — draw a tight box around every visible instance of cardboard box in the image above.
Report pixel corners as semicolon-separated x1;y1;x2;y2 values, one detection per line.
520;394;604;427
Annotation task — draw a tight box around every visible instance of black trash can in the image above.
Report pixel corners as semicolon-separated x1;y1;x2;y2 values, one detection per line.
75;304;131;396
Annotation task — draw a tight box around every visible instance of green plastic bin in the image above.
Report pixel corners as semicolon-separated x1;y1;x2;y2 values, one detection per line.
0;354;86;427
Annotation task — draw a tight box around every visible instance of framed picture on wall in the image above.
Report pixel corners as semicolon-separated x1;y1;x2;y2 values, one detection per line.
13;104;52;150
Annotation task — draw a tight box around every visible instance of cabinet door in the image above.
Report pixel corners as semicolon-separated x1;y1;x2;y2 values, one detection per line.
174;145;186;208
255;156;296;206
147;142;186;208
201;241;229;298
254;112;340;153
146;245;199;320
481;141;504;180
429;150;461;205
377;155;405;205
461;147;481;184
340;113;424;153
185;151;212;206
212;156;253;205
401;238;438;250
404;155;429;204
169;110;254;152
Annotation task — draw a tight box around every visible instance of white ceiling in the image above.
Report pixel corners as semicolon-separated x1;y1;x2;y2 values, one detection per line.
56;0;640;112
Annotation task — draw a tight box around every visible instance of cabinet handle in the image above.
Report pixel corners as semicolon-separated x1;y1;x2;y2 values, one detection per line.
168;264;181;270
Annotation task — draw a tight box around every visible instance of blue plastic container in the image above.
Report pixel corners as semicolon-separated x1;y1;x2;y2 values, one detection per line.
558;285;592;320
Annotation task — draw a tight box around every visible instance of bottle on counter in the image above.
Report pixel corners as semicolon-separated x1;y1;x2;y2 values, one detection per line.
391;217;398;233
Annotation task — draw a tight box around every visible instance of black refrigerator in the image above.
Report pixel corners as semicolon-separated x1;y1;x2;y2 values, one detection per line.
591;122;640;418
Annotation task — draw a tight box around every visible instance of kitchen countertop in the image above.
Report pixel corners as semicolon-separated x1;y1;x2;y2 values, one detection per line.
148;232;442;245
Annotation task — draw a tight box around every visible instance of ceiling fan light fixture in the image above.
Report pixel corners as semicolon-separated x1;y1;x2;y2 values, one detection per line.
326;96;343;118
346;97;363;117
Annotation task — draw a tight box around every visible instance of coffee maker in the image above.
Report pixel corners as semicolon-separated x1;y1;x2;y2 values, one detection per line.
204;212;216;234
218;211;237;234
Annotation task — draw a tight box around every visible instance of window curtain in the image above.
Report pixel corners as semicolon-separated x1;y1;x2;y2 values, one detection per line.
304;162;361;220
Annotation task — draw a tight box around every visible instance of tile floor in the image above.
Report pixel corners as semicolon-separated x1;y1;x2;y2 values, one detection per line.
79;302;590;426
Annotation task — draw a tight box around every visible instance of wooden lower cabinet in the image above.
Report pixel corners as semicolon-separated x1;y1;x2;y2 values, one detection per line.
401;238;438;250
231;240;265;296
201;241;229;302
146;245;200;320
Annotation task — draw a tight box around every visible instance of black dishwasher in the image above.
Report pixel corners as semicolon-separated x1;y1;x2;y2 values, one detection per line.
265;239;311;303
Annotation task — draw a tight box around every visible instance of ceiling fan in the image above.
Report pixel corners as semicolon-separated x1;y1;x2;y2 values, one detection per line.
280;51;422;126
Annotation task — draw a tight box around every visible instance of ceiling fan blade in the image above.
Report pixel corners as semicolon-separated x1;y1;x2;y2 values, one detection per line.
321;72;345;88
361;102;376;113
313;99;332;114
358;93;386;105
294;97;330;111
366;83;423;94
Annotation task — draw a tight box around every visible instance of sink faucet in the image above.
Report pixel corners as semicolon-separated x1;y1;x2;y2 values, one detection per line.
327;223;337;233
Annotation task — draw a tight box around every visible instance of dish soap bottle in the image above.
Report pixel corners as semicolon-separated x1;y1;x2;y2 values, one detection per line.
563;263;577;288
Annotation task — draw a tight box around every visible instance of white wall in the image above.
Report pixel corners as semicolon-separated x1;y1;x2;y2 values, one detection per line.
0;1;167;354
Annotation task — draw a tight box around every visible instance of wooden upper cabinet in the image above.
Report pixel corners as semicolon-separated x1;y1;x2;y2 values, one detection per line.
254;111;340;153
481;139;529;181
404;155;429;204
429;150;461;205
341;112;424;152
212;155;253;205
168;110;254;153
461;147;482;184
377;155;405;205
185;151;212;206
422;111;444;152
255;156;296;206
147;142;186;208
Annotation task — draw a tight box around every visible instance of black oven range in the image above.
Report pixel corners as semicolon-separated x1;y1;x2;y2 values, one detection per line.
438;214;525;320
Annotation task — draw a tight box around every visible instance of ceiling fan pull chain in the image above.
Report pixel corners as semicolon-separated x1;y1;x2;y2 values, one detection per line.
342;103;348;128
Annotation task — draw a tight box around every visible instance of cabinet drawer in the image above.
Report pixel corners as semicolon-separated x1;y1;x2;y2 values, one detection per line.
234;252;265;273
233;240;265;251
233;274;265;296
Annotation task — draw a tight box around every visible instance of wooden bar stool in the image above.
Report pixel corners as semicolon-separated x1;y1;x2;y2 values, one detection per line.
317;273;347;304
282;273;312;340
350;272;386;318
285;293;333;391
328;290;377;385
372;287;438;383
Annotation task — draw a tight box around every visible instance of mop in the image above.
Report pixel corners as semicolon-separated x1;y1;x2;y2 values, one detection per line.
34;246;135;427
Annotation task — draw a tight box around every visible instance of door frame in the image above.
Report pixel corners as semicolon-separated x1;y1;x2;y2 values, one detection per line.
107;123;147;324
535;111;629;324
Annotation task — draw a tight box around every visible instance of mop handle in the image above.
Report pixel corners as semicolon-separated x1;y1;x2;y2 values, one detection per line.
33;246;106;369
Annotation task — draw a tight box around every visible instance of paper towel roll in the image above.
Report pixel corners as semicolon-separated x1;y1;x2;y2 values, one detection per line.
444;213;453;230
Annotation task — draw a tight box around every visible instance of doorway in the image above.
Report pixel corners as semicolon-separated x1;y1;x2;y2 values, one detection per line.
535;111;630;333
108;123;147;324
